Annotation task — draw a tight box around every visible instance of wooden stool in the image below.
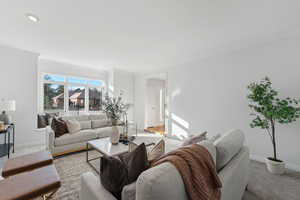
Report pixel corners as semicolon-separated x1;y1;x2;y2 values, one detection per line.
2;151;53;178
0;165;61;200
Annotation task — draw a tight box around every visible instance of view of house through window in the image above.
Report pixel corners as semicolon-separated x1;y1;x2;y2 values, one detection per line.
44;84;65;111
68;86;85;111
43;74;105;113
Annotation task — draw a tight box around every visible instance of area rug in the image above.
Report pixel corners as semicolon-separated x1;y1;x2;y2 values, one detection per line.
50;151;300;200
51;151;99;200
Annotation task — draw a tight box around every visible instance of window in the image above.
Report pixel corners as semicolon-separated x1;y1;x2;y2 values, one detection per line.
44;83;64;111
43;74;105;112
89;88;103;111
68;86;85;111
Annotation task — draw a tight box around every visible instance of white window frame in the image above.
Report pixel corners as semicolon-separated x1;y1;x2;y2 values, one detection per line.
42;73;105;113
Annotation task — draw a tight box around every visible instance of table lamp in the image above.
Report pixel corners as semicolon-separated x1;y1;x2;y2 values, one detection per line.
0;99;16;125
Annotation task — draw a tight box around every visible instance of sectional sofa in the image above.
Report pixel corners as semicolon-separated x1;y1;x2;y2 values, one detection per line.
80;129;250;200
47;114;122;156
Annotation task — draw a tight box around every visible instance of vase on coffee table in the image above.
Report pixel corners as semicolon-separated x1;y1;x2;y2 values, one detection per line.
110;120;120;145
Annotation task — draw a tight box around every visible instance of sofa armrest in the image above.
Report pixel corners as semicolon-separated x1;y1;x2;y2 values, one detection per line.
46;126;55;152
80;172;117;200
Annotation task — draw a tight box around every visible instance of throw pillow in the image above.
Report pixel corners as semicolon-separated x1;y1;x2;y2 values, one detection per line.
100;156;128;200
100;143;149;200
129;139;165;162
51;117;68;138
37;114;47;128
65;120;81;134
147;139;165;161
181;131;207;146
79;121;92;130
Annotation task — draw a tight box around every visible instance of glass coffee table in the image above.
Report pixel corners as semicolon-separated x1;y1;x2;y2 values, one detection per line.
86;135;161;174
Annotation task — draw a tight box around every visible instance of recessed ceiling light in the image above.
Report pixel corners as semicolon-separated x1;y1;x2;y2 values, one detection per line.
26;13;39;23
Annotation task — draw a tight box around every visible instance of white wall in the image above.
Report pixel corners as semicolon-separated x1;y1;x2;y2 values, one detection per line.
112;69;135;121
166;36;300;169
0;45;40;148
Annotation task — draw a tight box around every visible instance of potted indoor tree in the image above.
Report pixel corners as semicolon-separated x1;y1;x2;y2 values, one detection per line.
247;77;300;174
102;94;127;144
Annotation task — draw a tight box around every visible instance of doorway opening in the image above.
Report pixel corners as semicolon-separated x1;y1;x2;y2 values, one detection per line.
144;77;167;135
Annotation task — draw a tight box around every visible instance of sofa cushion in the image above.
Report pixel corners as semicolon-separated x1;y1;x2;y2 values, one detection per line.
54;130;97;146
66;120;81;134
80;121;92;130
197;140;216;164
92;120;109;129
89;114;107;121
94;127;115;138
214;129;245;171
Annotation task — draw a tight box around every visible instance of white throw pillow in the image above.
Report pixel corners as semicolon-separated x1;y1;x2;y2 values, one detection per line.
66;120;81;134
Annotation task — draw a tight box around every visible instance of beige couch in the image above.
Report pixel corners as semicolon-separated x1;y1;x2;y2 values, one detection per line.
80;129;249;200
47;114;122;156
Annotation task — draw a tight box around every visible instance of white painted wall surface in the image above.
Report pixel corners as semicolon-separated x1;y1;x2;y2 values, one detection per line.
0;45;41;148
113;69;135;121
167;36;300;169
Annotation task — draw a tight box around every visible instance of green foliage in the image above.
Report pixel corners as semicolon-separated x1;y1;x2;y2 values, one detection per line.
247;77;300;128
247;77;300;160
102;94;128;124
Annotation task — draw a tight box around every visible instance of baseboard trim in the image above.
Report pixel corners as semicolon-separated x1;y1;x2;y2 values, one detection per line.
250;154;300;172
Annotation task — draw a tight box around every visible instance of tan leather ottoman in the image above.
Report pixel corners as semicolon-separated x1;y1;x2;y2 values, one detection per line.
0;165;61;200
2;151;53;178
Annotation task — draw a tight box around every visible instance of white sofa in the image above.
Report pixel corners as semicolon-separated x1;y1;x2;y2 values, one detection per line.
80;129;250;200
47;114;122;156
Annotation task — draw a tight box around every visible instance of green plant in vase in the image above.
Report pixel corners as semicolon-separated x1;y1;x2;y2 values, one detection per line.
102;93;127;144
247;77;300;174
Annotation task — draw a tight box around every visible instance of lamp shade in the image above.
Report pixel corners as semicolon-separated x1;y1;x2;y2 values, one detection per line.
0;100;16;111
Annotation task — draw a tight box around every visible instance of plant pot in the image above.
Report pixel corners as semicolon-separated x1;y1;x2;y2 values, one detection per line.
265;157;285;175
110;126;120;145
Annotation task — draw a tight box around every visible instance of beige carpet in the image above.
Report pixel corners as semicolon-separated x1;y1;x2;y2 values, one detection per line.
51;151;299;200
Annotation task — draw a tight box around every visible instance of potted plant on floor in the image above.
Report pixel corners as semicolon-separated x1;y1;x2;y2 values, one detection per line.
103;93;127;145
247;77;300;174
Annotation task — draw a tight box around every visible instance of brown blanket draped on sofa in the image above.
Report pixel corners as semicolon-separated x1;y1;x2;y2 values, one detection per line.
151;144;222;200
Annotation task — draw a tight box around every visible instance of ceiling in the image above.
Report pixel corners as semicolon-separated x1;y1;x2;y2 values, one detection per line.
1;1;300;73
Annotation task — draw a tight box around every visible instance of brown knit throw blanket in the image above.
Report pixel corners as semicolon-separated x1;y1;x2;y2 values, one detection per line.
151;144;222;200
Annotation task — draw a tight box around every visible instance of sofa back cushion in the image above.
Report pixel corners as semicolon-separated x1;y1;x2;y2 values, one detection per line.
80;121;92;130
65;120;81;134
89;114;107;121
213;129;245;171
61;115;90;122
197;140;216;164
91;120;108;129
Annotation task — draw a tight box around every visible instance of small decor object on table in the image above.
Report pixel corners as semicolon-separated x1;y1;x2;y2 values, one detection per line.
0;99;16;125
247;77;300;174
102;93;128;145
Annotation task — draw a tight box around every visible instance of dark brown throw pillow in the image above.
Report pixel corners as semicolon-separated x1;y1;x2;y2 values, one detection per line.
37;114;47;128
119;143;149;183
100;143;149;199
51;117;68;137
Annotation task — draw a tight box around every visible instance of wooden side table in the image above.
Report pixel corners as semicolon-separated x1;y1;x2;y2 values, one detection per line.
0;123;15;158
